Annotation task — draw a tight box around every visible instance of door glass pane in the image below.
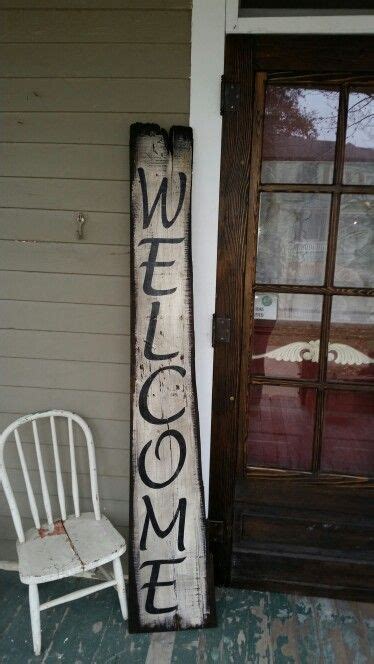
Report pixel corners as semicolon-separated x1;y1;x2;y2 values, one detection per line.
256;193;331;285
261;86;339;184
246;384;316;471
343;90;374;185
320;390;374;475
252;293;323;380
327;296;374;382
335;194;374;287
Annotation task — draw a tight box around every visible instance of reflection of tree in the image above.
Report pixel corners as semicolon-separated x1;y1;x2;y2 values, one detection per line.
263;87;316;148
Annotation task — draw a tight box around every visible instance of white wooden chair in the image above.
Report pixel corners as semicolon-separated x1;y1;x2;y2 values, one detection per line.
0;410;128;656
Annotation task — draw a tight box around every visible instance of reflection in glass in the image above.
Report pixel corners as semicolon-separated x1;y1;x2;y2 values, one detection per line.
320;391;374;475
261;86;339;184
246;385;316;471
335;195;374;288
343;91;374;185
256;193;331;285
327;296;374;383
251;293;323;380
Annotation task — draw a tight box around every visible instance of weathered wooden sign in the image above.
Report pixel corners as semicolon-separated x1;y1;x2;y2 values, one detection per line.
129;124;214;633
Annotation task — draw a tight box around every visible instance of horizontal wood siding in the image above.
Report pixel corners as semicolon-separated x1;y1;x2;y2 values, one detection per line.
0;0;191;560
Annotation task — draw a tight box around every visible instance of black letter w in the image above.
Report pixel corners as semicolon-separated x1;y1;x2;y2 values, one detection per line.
138;167;186;229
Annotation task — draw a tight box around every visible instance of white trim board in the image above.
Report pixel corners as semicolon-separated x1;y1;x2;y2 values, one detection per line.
226;0;374;33
190;0;225;512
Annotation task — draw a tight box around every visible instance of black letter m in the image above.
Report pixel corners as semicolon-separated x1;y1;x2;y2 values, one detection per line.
140;495;186;551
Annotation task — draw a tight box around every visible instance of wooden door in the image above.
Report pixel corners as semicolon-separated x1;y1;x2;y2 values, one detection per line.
209;36;374;600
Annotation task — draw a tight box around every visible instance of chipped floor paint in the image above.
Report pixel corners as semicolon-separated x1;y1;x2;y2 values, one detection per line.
0;571;372;663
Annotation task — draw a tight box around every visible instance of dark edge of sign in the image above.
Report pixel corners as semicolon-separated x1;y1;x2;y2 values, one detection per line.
128;123;216;633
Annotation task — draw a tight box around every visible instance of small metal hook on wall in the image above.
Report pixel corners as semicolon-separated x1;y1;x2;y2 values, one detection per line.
75;212;86;240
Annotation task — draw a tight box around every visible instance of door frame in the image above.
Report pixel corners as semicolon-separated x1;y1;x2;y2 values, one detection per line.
208;34;374;585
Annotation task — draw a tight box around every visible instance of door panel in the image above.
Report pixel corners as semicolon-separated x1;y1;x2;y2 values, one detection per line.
209;36;374;600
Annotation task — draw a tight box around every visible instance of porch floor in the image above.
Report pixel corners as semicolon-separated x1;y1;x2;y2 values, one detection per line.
0;570;372;663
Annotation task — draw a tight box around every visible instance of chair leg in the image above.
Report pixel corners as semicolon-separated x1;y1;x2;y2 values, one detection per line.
29;583;41;656
113;557;128;621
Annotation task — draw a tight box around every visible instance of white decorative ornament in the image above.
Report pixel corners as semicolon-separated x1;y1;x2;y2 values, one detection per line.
253;340;373;366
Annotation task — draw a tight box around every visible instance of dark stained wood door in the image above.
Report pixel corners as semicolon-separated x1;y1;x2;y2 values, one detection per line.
209;36;374;600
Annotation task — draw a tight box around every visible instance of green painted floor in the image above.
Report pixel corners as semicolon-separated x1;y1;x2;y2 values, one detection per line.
0;570;373;663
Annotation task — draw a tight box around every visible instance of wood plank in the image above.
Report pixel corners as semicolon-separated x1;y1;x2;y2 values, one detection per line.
63;514;125;570
0;10;190;43
0;78;189;113
0;144;130;180
4;444;129;479
0;330;130;363
0;1;190;7
0;1;191;7
0;357;130;393
1;112;189;145
0;177;129;213
0;386;130;421
0;240;130;276
129;125;212;631
0;271;129;305
0;300;130;334
0;209;130;245
0;413;130;450
0;43;190;78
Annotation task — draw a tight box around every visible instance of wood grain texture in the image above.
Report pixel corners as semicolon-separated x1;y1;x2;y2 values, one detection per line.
209;36;254;584
129;125;212;631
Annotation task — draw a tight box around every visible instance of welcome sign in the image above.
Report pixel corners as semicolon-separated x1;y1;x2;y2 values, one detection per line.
129;124;213;632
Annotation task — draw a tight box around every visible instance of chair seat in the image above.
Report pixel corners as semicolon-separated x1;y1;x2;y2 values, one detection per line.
17;512;126;584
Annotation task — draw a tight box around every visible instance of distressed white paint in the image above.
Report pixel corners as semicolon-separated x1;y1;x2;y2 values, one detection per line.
190;0;225;512
130;126;210;631
226;0;374;33
0;410;128;656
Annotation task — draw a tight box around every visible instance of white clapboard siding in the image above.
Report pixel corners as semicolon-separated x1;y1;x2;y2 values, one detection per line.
1;113;189;146
0;209;130;245
0;272;130;305
0;357;130;392
0;495;129;528
4;444;129;479
0;79;189;113
0;177;129;213
0;44;190;78
0;144;131;180
0;469;129;503
0;387;130;421
0;1;190;7
0;301;130;335
0;330;130;364
0;414;130;450
0;0;191;562
0;10;190;43
0;241;130;275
